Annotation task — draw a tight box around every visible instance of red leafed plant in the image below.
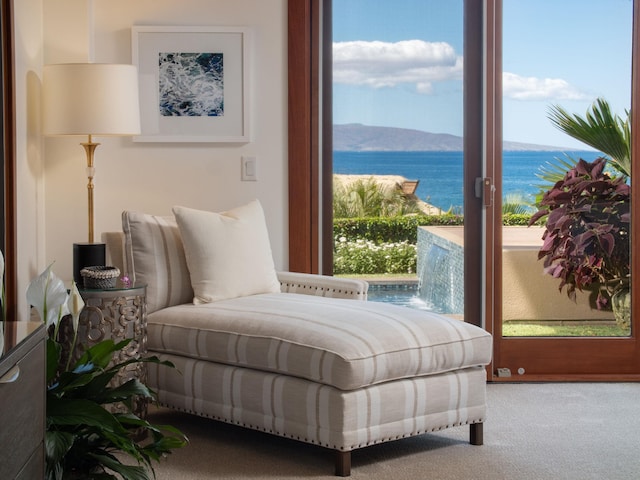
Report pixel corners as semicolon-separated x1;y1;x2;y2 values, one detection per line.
528;157;630;309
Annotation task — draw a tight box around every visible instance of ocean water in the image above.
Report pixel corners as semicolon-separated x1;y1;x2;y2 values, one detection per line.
333;150;602;212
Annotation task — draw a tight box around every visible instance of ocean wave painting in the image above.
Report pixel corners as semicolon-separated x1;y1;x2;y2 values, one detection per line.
158;52;224;117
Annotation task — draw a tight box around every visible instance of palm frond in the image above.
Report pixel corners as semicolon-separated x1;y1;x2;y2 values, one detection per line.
547;98;630;177
535;153;577;185
532;153;577;205
502;193;535;215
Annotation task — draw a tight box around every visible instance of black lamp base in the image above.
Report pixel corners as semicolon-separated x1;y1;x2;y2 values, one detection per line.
73;242;106;285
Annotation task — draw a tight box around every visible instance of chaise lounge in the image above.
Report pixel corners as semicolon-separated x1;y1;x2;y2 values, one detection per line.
103;200;492;476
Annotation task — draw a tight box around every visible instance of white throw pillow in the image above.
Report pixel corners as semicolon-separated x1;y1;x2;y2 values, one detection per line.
122;211;193;313
173;200;281;303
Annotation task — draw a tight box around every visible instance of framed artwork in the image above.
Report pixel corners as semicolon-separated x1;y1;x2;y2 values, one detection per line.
132;26;251;143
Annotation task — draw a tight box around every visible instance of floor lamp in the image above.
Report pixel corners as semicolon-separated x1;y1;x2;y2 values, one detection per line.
42;63;141;284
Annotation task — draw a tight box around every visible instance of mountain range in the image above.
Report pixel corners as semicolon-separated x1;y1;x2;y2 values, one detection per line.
333;123;570;152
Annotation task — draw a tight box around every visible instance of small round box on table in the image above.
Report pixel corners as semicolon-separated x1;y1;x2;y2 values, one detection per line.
75;283;148;416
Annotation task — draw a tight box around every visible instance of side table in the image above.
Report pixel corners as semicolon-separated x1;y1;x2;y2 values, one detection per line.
75;284;148;415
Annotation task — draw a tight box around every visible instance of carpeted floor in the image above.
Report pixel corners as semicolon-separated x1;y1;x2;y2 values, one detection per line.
147;383;640;479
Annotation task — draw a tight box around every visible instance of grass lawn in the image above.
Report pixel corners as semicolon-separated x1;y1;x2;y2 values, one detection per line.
502;322;630;337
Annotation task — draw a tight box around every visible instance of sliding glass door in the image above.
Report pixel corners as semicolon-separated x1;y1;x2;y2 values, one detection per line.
491;0;640;380
291;0;640;380
331;0;471;320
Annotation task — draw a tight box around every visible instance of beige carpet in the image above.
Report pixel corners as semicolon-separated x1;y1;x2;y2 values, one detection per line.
147;383;640;479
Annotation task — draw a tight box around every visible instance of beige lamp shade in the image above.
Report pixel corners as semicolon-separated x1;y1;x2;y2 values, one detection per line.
42;63;141;136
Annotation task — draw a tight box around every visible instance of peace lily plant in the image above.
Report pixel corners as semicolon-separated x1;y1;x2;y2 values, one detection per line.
27;264;187;480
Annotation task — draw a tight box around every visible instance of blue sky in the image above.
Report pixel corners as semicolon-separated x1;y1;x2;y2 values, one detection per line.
333;0;633;149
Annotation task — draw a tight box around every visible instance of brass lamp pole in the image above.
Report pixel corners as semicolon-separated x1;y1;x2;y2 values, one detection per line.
81;135;100;244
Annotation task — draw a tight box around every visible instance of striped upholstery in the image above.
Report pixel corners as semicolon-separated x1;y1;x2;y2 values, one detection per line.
148;353;487;451
122;211;193;313
147;293;491;390
106;210;491;473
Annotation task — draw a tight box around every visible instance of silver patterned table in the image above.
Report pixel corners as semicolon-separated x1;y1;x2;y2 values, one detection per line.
72;284;148;416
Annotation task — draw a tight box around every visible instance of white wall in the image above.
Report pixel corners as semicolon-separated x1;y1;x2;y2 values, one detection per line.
38;0;288;294
13;0;45;320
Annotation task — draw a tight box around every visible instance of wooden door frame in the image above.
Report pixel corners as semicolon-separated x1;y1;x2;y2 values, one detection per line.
288;0;485;325
463;0;487;329
288;0;320;274
1;0;16;323
488;0;640;381
287;0;483;290
289;0;640;381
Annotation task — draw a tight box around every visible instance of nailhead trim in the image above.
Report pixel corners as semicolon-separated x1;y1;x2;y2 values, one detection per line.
155;401;484;451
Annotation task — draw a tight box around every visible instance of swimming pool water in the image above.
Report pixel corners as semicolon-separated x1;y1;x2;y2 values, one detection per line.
367;284;434;311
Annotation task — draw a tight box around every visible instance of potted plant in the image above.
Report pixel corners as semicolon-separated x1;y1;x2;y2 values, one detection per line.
27;264;188;479
528;157;630;328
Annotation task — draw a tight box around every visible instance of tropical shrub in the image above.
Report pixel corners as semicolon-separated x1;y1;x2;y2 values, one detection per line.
333;176;421;218
528;157;630;309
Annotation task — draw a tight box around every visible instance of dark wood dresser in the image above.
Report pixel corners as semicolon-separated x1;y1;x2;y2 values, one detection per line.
0;322;46;479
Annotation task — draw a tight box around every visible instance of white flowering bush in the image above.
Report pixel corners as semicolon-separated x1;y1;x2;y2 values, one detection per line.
333;237;417;275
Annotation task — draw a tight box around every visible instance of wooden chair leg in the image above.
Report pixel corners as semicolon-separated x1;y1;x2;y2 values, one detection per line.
470;422;484;445
335;450;351;477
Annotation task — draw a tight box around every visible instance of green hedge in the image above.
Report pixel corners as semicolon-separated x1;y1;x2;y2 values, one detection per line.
332;214;535;275
502;213;536;226
333;214;464;244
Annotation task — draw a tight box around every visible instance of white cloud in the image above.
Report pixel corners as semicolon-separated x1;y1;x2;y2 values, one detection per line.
333;40;462;93
332;41;585;101
503;72;588;101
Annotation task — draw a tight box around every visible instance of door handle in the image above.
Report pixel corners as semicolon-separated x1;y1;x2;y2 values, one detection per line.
475;177;494;207
0;365;20;384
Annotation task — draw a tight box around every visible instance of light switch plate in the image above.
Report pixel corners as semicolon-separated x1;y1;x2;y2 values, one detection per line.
241;156;257;181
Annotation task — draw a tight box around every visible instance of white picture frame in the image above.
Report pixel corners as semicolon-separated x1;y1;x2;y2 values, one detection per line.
132;26;251;143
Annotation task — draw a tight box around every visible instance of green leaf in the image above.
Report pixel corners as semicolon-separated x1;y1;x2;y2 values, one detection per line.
73;338;132;371
547;98;630;178
100;429;143;460
89;453;151;480
104;355;176;378
45;430;74;464
69;370;120;399
115;413;148;428
148;434;190;451
94;378;153;404
45;461;64;480
51;367;103;393
46;397;126;434
46;338;62;383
